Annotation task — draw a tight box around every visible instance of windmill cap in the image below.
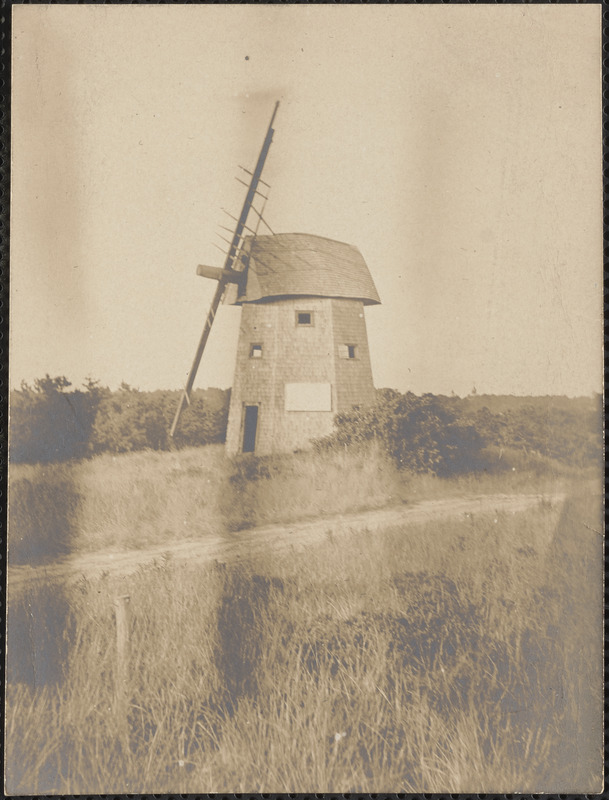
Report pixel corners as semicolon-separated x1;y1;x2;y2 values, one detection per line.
230;233;381;306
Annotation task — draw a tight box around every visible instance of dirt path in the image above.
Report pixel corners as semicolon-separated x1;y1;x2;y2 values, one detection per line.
8;492;561;593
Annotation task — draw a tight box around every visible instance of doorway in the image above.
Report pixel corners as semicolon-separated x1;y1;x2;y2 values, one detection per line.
242;405;259;453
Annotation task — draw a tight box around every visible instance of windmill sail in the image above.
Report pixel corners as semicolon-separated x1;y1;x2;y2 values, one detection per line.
169;101;279;438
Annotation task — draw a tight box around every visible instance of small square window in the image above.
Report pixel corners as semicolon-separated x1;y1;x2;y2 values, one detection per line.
296;311;313;326
339;344;357;359
250;344;263;358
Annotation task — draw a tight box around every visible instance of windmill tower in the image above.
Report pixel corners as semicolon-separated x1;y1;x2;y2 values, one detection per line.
171;104;381;455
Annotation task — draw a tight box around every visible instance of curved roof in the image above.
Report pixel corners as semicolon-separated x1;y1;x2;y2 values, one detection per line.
230;233;380;305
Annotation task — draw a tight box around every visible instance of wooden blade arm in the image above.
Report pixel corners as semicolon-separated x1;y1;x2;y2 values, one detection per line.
169;279;225;438
221;101;279;274
170;101;279;437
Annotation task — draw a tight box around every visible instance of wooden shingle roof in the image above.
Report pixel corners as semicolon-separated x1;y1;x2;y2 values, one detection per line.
231;233;381;305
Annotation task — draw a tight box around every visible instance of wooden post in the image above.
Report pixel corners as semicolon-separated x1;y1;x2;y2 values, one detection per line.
114;595;131;730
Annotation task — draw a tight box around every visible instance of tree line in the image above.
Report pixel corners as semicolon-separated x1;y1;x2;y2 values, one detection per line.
9;376;230;463
10;376;601;473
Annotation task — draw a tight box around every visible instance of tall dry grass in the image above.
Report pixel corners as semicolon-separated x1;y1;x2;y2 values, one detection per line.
5;492;602;793
8;442;579;562
9;445;403;559
8;446;229;560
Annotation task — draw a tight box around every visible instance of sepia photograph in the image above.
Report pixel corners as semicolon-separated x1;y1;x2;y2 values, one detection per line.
6;4;603;794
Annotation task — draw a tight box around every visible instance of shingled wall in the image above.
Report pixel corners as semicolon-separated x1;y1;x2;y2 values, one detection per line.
225;296;377;455
331;298;376;411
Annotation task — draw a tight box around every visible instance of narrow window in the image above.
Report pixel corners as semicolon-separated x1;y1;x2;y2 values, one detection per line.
250;343;263;358
339;344;357;359
296;311;313;326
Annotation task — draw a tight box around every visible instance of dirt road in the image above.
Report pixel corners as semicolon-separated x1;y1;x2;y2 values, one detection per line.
8;492;561;593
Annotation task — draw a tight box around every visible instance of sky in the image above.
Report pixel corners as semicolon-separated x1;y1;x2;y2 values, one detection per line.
11;5;603;397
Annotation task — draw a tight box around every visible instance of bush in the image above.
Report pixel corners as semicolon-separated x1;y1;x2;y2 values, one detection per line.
317;389;600;477
90;385;230;455
317;390;485;477
10;377;106;464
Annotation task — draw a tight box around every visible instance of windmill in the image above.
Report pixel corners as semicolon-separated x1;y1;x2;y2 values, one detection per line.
171;103;381;455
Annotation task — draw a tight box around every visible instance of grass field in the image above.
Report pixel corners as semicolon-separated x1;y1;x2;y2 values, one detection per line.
7;443;576;564
5;459;602;793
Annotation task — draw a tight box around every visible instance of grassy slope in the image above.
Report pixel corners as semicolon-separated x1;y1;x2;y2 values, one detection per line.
8;443;578;563
5;489;602;793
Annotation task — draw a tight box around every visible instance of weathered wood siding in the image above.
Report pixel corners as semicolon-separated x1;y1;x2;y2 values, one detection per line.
226;296;376;455
331;298;376;411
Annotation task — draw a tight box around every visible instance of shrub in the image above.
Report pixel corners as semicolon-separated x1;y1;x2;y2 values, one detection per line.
317;389;600;476
317;390;485;477
10;377;106;464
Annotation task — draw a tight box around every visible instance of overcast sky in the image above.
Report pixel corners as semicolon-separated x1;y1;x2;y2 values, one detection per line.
11;5;602;397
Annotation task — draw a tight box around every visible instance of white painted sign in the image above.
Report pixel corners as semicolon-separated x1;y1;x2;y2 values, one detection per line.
284;382;332;412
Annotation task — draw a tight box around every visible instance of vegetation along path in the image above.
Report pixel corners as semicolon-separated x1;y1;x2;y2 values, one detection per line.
9;492;563;595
